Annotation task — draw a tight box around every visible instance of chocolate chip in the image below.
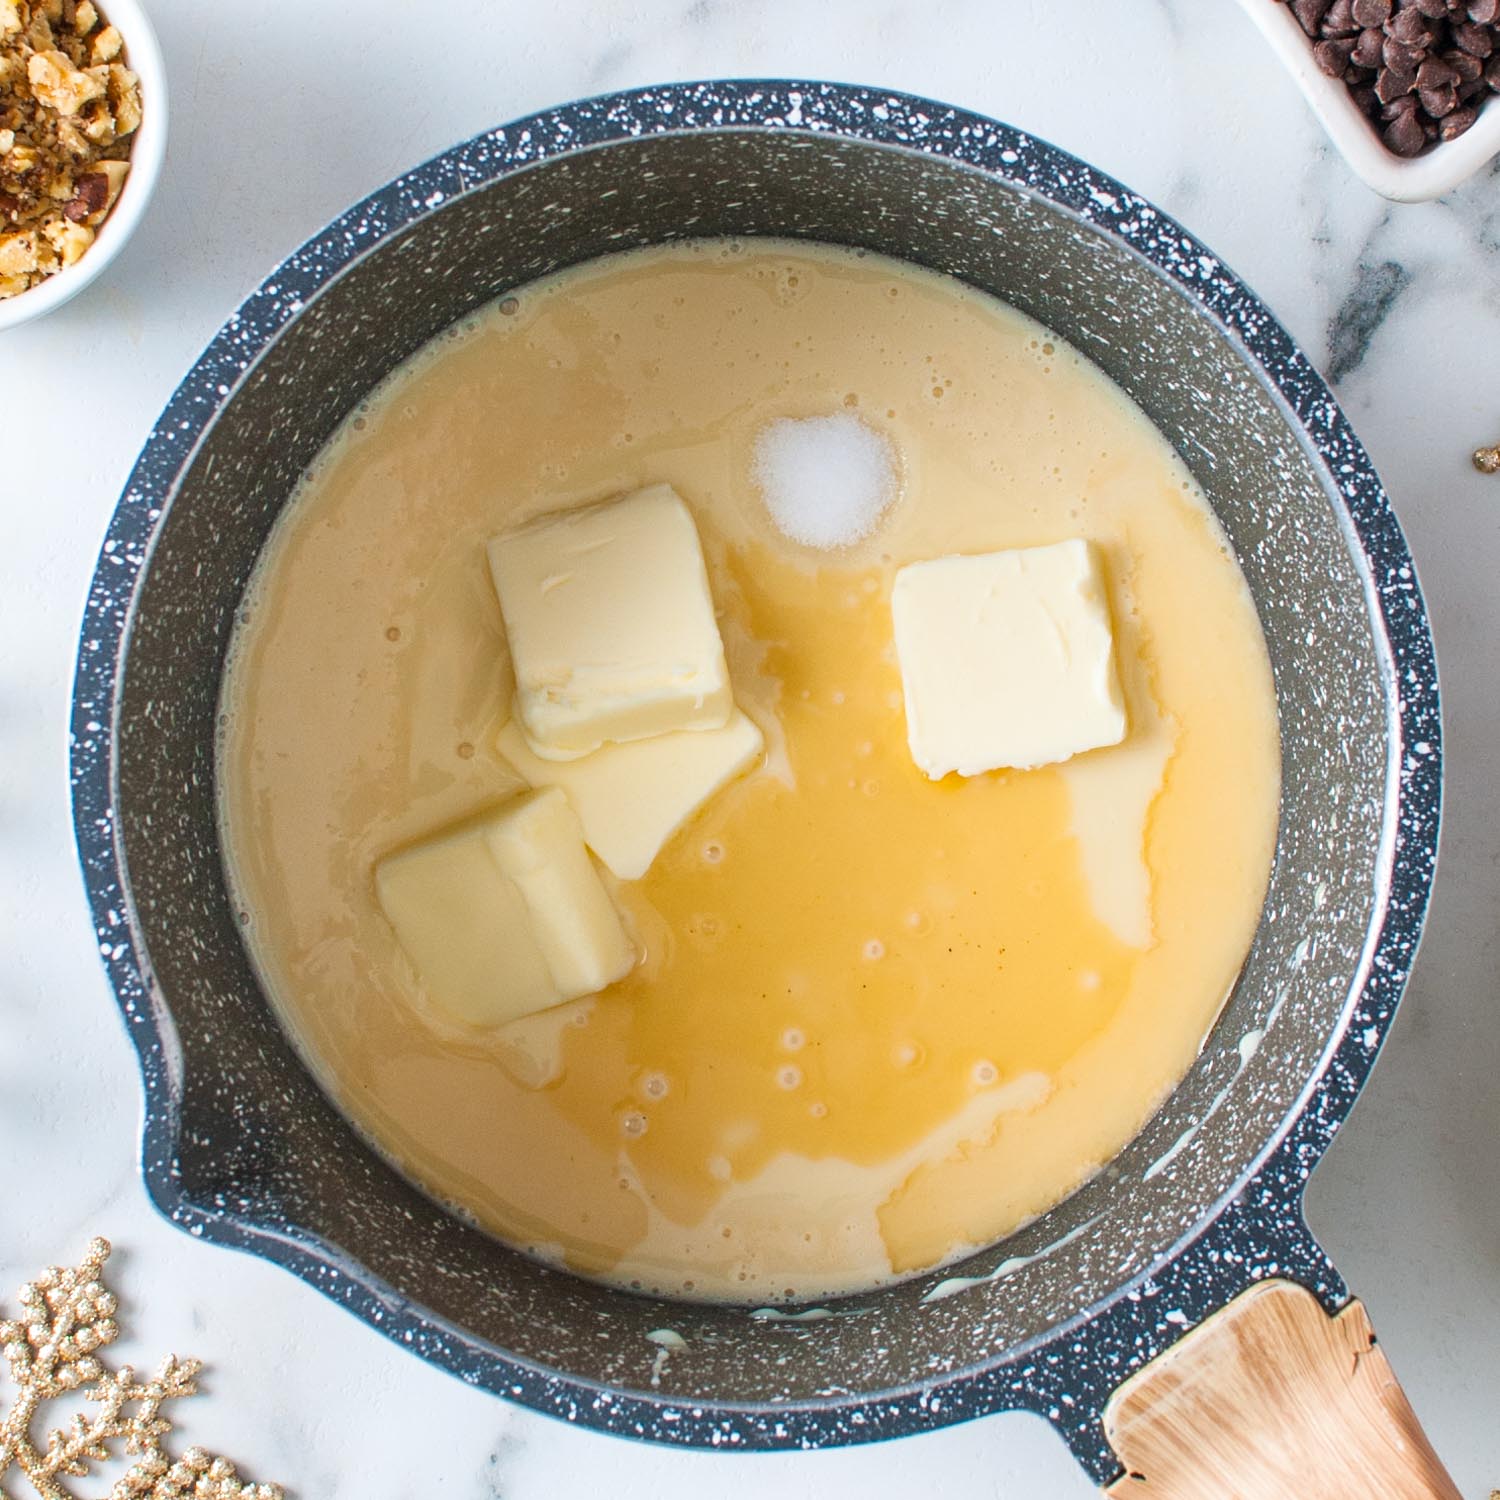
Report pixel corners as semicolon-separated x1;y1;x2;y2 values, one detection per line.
1453;18;1495;49
1352;24;1386;63
1295;0;1334;31
1487;52;1500;84
1470;0;1499;22
1352;0;1392;21
1385;107;1430;150
1419;81;1460;111
1316;36;1359;71
1352;81;1384;112
1381;90;1420;115
1387;6;1432;41
1417;53;1460;85
1440;99;1481;130
1377;63;1419;98
1413;0;1449;16
1323;0;1360;32
1383;34;1426;70
1444;46;1485;77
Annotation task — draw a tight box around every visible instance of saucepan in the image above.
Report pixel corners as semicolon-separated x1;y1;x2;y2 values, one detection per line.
70;82;1446;1495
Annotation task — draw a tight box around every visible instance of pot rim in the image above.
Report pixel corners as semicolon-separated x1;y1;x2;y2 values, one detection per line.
69;78;1442;1473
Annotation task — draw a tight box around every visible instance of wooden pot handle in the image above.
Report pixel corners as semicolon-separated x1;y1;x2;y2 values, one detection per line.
1102;1279;1459;1499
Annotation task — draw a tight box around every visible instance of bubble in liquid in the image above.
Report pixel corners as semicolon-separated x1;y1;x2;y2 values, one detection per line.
904;909;924;930
863;939;885;962
695;915;720;938
352;416;368;431
1079;969;1102;992
621;1111;648;1139
781;1027;805;1053
808;1101;828;1119
843;392;858;407
456;742;475;760
642;1072;670;1101
385;625;401;642
777;1065;803;1091
972;1060;999;1087
702;841;725;865
894;1043;920;1068
830;690;846;705
498;296;520;316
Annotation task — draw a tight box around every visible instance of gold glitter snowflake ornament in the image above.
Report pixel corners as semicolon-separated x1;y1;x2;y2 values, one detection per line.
0;1239;281;1500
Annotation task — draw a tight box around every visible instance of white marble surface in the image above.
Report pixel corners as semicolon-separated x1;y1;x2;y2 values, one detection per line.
2;1;1498;1495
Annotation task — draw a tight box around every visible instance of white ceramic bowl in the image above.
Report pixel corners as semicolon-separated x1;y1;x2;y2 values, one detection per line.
1237;0;1500;200
0;0;167;332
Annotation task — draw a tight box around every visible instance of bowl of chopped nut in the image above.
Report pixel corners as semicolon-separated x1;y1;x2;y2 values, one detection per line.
0;0;164;330
1239;0;1500;200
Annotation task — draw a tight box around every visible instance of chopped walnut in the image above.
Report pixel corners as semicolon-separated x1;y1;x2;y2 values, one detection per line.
90;24;120;64
104;60;135;131
0;225;39;273
0;0;137;299
42;210;88;261
27;47;101;113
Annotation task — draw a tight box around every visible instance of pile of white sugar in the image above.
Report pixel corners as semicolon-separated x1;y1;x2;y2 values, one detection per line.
751;413;899;549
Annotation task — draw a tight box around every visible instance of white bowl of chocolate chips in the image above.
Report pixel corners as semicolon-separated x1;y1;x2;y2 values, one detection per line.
1239;0;1500;200
0;0;167;332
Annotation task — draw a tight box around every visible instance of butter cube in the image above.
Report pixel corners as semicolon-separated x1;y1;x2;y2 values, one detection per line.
892;539;1126;778
375;789;635;1027
488;485;733;760
497;708;764;880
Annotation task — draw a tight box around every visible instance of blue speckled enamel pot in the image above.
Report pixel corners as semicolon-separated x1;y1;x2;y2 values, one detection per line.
70;82;1440;1484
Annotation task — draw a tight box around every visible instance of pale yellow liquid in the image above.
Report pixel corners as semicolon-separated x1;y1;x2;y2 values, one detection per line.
219;240;1279;1302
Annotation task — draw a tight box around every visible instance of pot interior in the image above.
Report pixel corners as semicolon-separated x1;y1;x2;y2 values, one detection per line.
113;127;1388;1407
